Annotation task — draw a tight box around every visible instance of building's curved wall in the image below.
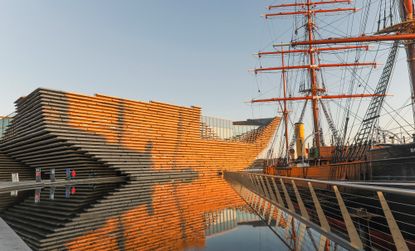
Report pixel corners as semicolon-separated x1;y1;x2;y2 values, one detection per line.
0;88;280;250
1;88;280;178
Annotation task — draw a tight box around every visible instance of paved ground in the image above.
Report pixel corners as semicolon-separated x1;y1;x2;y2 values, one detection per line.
0;218;32;251
0;176;125;193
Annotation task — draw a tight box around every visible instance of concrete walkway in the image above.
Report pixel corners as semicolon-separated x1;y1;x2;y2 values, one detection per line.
0;176;125;193
0;218;32;251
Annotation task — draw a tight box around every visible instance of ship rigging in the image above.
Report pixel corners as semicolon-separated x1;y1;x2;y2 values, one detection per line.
252;0;415;180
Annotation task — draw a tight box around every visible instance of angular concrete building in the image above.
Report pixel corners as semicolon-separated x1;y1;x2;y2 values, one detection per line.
0;88;280;250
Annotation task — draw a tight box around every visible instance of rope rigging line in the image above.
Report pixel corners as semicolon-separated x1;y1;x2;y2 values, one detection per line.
345;41;400;161
252;0;414;163
339;0;377;145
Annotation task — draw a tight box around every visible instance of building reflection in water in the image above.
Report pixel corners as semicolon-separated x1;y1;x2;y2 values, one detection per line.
0;175;256;251
0;176;327;251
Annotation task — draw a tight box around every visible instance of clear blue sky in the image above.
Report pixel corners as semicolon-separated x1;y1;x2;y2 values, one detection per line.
0;0;413;136
0;0;278;120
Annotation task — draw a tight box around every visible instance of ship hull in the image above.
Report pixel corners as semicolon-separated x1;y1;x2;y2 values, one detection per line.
271;142;415;181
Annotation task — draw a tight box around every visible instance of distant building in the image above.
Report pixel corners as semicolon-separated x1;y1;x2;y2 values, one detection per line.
0;116;12;139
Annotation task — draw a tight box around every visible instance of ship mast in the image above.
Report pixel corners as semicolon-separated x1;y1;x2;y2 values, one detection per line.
253;0;415;163
289;1;415;134
305;0;321;153
281;49;290;160
399;0;415;127
253;0;379;160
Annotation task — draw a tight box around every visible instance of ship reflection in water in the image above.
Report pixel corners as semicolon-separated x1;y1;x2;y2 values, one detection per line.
0;176;297;251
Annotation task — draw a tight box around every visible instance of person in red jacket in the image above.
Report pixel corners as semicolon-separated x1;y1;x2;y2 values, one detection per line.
71;169;76;179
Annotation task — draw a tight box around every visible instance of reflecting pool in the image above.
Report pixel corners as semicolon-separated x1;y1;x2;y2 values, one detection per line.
0;171;312;251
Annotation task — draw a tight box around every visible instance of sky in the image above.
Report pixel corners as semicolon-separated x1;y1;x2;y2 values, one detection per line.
0;0;278;120
0;0;413;140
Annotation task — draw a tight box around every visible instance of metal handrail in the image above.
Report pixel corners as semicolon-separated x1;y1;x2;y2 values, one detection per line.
241;172;415;197
225;171;414;251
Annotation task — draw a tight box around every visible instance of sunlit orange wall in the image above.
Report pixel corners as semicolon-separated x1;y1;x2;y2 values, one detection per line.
42;91;280;174
33;90;280;251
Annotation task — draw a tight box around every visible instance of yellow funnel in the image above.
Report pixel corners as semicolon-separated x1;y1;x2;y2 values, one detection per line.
295;123;305;159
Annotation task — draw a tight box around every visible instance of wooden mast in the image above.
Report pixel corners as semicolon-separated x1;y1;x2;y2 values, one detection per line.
403;0;414;19
281;49;290;161
255;0;373;160
400;0;415;126
290;0;415;128
305;0;322;154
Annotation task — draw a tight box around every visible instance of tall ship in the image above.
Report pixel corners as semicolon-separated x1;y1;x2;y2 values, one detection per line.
255;0;415;181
